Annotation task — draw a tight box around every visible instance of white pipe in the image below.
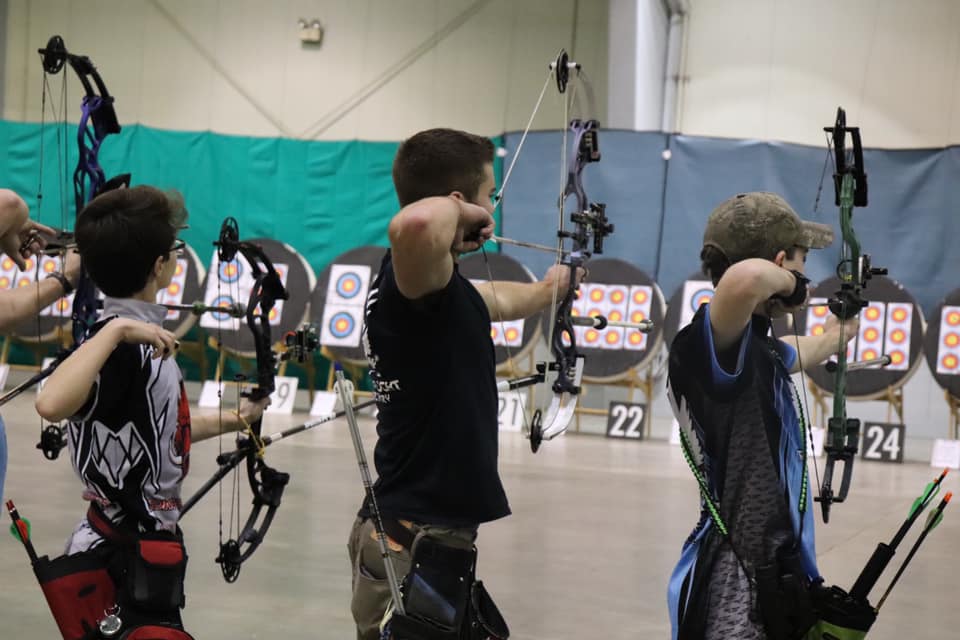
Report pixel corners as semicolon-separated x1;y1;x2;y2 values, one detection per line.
661;0;689;133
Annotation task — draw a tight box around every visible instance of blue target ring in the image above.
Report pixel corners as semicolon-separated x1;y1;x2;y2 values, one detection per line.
335;272;363;299
218;259;243;284
690;288;714;312
329;311;356;338
211;295;236;321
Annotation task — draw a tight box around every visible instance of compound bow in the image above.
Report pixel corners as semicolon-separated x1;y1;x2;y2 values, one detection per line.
485;50;624;453
33;35;130;460
179;218;290;582
814;107;886;523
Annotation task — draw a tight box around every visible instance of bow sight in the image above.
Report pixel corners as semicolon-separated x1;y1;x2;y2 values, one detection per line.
283;324;320;363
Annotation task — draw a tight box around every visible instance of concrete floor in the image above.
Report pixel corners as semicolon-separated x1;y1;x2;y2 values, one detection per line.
1;392;958;639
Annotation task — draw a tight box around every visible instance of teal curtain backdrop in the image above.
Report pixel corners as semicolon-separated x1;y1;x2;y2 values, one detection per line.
0;121;505;276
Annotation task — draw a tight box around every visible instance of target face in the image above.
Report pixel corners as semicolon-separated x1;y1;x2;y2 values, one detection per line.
329;311;355;338
218;260;243;284
936;305;960;375
318;264;372;348
470;278;525;348
156;257;190;319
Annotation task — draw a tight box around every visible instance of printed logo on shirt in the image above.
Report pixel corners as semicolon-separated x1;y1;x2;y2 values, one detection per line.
171;380;192;478
87;420;147;490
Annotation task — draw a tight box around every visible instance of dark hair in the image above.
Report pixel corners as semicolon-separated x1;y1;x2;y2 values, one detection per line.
75;186;188;297
701;245;801;286
392;128;494;206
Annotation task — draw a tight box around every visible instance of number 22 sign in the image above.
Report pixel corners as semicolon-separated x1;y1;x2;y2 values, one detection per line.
606;401;646;440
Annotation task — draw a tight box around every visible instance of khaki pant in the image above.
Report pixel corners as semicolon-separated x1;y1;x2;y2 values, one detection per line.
347;517;477;640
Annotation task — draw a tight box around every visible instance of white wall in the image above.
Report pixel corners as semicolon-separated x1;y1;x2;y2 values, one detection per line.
607;0;668;131
2;0;609;140
678;0;960;148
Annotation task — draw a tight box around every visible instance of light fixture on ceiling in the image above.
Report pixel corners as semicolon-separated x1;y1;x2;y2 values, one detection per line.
298;18;324;46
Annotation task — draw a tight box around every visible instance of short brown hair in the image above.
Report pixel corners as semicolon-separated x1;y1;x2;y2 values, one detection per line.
392;128;494;206
76;185;188;297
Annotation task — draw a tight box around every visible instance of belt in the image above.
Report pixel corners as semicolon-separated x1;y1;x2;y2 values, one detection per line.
86;504;137;546
380;518;416;550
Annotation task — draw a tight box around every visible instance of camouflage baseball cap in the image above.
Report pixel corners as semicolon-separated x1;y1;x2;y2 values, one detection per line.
702;192;834;263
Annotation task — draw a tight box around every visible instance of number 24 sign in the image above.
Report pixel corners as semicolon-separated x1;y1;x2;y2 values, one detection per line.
861;422;905;464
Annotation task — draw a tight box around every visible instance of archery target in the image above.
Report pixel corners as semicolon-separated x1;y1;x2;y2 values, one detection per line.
681;281;714;330
883;303;913;371
201;251;290;332
199;238;312;357
625;285;654;352
923;290;960;400
318;264;371;348
156;259;189;317
540;258;666;382
794;275;925;400
3;254;78;342
321;305;361;347
154;242;205;339
936;306;960;375
467;279;525;349
311;246;388;366
857;302;886;364
459;253;541;367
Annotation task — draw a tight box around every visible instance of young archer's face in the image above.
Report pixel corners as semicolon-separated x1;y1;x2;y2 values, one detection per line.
156;240;183;289
472;163;496;213
780;246;809;274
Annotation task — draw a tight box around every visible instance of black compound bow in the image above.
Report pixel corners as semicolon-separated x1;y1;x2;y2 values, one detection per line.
180;217;290;582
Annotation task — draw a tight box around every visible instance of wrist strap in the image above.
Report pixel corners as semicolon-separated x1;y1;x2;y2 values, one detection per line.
775;269;809;307
45;272;74;295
